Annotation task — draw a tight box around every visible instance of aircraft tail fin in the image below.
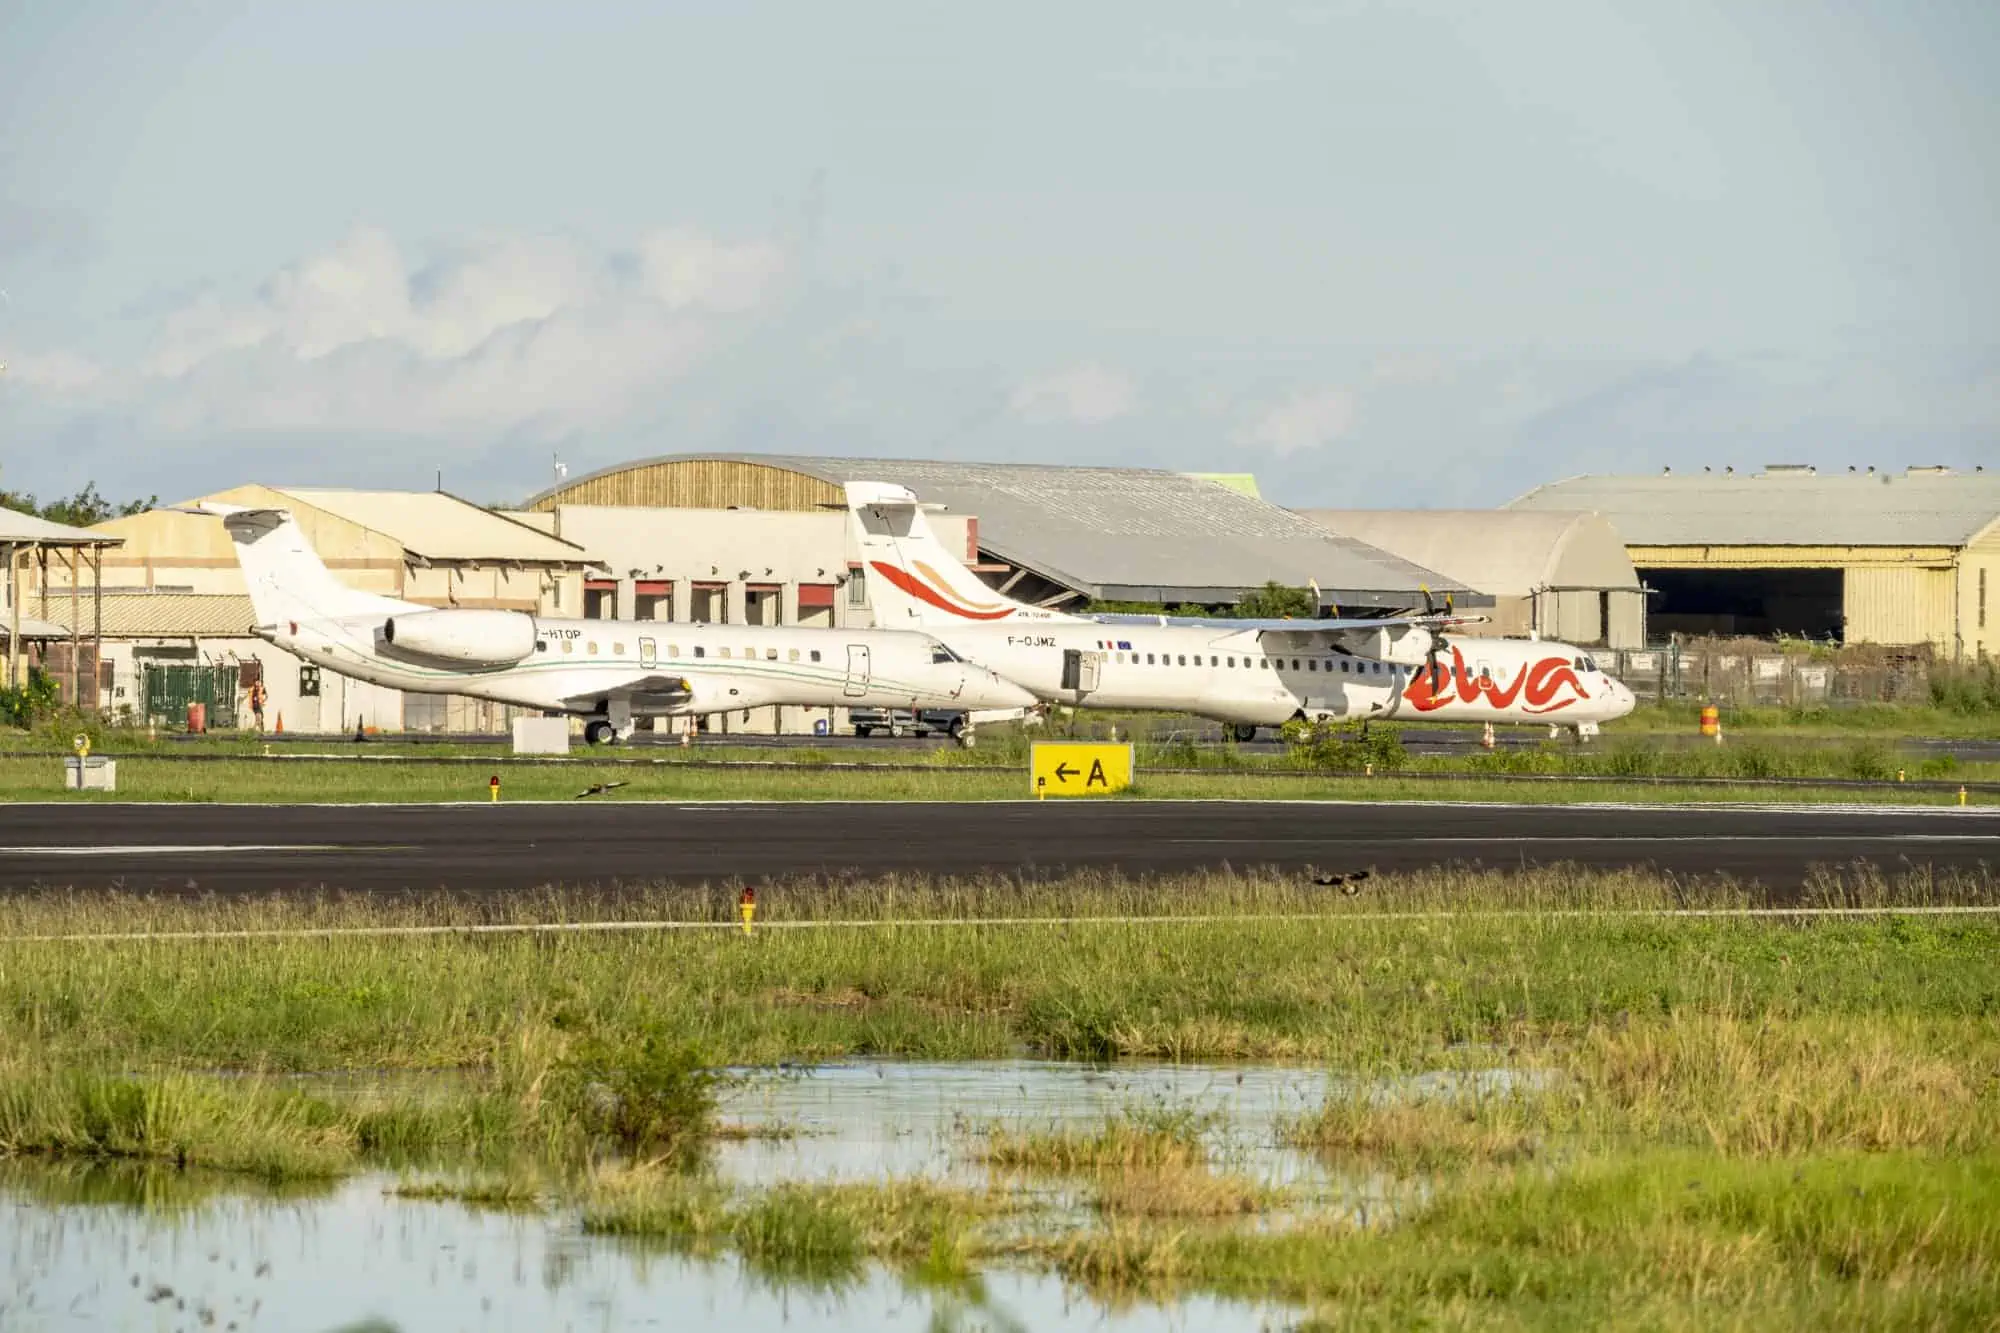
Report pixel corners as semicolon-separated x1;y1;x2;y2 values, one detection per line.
174;503;419;628
843;482;1084;628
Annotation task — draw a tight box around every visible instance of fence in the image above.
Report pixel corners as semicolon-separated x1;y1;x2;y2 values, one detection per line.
1609;639;1946;708
142;663;241;729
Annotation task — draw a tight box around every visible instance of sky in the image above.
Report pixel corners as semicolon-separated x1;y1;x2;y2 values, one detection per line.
1;0;1994;509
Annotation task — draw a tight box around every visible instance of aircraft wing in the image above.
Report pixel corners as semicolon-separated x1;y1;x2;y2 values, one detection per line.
1088;612;1487;635
556;672;698;710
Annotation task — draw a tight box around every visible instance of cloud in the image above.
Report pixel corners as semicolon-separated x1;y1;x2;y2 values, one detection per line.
1232;387;1356;454
52;223;796;438
2;349;103;393
1008;363;1137;425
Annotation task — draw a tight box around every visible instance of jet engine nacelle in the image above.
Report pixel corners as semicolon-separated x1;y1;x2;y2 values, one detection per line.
381;609;538;668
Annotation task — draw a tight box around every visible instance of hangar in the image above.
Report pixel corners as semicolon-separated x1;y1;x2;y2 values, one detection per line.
1509;467;2000;656
525;453;1471;613
1296;510;1647;649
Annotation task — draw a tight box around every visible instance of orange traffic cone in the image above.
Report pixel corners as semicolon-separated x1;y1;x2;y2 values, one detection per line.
275;711;284;734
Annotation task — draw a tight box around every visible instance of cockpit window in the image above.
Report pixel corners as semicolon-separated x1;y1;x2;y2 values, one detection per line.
929;641;961;664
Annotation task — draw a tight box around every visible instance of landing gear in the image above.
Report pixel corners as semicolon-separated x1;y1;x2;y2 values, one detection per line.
949;715;975;749
1229;723;1259;743
584;719;616;746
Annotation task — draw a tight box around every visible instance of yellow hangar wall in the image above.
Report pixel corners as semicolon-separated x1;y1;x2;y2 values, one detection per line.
530;459;841;513
1962;520;2000;660
1632;544;1971;651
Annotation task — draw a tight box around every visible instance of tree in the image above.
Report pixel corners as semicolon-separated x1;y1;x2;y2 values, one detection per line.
1235;581;1316;619
0;478;156;527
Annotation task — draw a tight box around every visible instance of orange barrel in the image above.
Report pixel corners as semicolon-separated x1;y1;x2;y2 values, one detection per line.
187;702;207;734
1699;705;1719;737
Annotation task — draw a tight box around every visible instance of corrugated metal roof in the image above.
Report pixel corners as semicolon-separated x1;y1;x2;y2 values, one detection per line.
1508;470;2000;547
0;509;125;546
1300;510;1639;596
275;488;586;563
39;593;255;638
548;454;1471;605
1;616;70;640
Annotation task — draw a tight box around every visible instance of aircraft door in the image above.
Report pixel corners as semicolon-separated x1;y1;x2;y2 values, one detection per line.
844;644;871;697
1060;648;1102;694
639;637;657;668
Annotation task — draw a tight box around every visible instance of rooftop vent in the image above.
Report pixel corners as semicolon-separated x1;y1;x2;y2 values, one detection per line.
1761;464;1816;476
1905;465;1953;475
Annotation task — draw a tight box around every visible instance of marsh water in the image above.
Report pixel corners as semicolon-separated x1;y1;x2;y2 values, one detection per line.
1;1059;1521;1331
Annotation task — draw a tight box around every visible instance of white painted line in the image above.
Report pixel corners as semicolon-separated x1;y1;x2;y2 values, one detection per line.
0;844;350;856
5;904;1998;944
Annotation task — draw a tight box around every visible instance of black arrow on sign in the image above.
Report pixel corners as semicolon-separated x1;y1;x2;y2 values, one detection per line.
1053;762;1078;782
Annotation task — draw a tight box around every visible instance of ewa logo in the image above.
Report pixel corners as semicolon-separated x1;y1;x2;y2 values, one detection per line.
1401;649;1588;714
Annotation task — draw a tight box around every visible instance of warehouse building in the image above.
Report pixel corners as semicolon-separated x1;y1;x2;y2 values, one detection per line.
1296;510;1647;648
4;507;122;705
57;485;590;732
526;453;1471;612
1509;466;2000;655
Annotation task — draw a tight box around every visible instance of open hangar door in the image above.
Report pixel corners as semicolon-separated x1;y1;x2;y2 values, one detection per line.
1642;567;1844;641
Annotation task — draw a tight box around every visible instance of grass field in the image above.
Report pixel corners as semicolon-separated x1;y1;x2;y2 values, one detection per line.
2;865;1995;1325
0;751;1992;805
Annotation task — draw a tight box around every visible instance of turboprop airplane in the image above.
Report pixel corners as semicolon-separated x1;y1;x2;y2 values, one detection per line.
845;483;1637;739
192;502;1037;744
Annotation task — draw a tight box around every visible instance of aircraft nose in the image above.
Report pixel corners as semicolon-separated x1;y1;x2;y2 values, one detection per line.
969;667;1037;710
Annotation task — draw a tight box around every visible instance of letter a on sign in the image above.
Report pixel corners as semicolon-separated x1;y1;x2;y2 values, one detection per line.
1029;742;1134;797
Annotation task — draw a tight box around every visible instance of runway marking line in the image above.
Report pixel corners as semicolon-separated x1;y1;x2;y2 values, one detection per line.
0;845;354;856
5;904;1997;944
1;798;1994;816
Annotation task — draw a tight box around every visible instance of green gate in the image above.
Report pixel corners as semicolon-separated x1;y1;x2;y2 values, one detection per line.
143;663;241;729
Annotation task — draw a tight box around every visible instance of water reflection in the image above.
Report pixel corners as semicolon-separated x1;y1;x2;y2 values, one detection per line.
3;1173;1274;1331
2;1059;1529;1330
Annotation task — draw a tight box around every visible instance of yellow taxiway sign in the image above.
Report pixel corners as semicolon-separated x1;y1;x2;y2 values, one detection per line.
1031;742;1134;797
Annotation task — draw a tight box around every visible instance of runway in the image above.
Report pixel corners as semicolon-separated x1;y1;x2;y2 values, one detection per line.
1;800;1994;895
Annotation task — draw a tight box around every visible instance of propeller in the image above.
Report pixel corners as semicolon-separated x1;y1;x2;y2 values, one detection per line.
1418;585;1454;691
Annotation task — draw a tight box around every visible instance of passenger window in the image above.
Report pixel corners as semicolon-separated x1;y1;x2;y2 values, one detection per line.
1146;653;1155;665
788;649;800;662
562;641;573;655
614;642;626;655
1292;659;1301;671
1210;656;1219;666
744;646;754;660
1178;655;1187;666
1226;657;1235;668
719;647;731;659
694;646;705;658
765;648;778;661
1308;659;1318;672
535;641;547;653
587;641;599;655
1339;661;1349;673
668;644;679;658
810;650;821;663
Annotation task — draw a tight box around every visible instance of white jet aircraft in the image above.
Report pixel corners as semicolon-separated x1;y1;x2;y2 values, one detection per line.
196;503;1037;744
845;483;1637;739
